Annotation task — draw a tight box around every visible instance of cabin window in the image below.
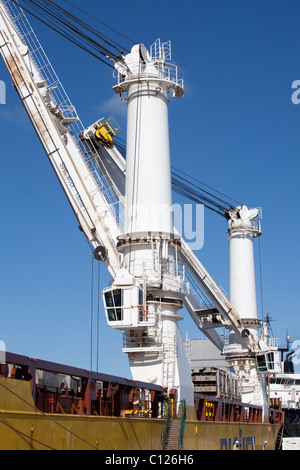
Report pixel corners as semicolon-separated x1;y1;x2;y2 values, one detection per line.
139;288;143;305
104;289;122;321
139;288;145;321
257;354;268;373
267;352;275;370
257;352;276;373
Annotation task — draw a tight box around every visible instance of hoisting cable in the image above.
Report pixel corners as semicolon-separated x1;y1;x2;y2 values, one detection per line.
90;254;102;373
185;268;215;310
61;0;137;46
172;167;241;207
114;136;127;157
110;139;242;218
172;175;229;217
11;0;115;67
171;167;242;218
90;252;94;371
96;261;101;372
44;0;128;54
11;0;130;67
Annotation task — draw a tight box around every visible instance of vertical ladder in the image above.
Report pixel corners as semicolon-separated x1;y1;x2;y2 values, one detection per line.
162;333;176;389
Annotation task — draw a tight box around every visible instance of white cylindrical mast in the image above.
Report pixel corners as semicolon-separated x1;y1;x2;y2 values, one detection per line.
110;40;194;407
228;205;261;340
226;206;269;418
114;41;183;276
124;59;173;236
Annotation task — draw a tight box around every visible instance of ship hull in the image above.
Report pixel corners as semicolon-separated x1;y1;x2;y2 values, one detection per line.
282;408;300;438
0;377;281;450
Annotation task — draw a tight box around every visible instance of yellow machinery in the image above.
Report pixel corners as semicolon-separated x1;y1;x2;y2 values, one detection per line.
95;117;121;147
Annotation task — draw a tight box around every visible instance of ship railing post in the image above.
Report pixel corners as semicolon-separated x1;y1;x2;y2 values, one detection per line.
28;358;37;405
83;375;91;415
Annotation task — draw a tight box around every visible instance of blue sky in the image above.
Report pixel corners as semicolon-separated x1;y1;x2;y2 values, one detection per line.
0;0;299;377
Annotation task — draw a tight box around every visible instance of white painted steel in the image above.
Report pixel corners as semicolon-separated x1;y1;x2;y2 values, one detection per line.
118;45;173;236
228;206;261;339
226;207;269;417
230;232;258;322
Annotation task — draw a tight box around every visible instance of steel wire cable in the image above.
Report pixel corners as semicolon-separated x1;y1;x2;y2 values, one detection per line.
11;0;130;67
108;139;241;218
44;0;128;53
185;268;214;310
61;0;137;46
11;0;114;67
172;167;242;207
171;168;241;218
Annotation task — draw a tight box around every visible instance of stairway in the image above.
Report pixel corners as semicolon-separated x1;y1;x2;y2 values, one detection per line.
165;418;181;450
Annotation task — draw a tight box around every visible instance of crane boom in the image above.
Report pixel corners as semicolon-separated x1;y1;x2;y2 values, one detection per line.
0;0;121;277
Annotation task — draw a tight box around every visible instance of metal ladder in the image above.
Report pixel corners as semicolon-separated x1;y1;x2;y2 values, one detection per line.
165;418;181;450
162;333;177;389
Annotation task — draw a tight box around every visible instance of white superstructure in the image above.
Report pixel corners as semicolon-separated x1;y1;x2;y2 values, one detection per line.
269;374;300;409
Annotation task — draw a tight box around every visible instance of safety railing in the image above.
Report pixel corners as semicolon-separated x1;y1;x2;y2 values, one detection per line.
160;399;187;450
150;38;172;62
178;399;187;450
114;61;184;92
160;400;172;450
3;0;78;121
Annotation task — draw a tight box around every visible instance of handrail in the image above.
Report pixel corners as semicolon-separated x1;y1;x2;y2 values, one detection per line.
160;399;186;450
178;399;187;450
159;400;171;450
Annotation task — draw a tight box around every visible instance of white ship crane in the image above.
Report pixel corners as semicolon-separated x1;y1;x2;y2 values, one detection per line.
0;0;278;417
